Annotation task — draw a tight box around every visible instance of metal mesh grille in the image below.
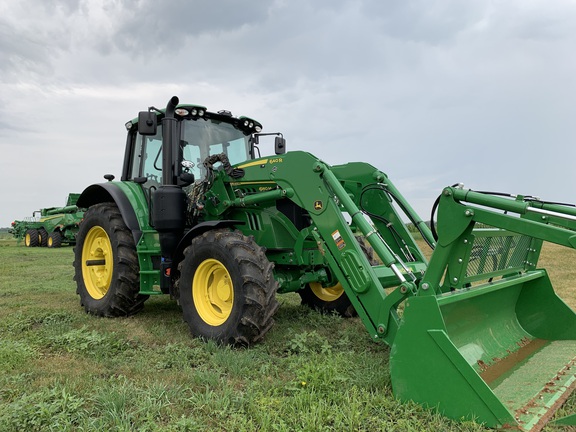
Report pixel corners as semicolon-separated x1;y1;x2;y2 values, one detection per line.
466;233;532;278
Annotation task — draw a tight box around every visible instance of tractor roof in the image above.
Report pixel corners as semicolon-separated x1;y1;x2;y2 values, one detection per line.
125;103;262;136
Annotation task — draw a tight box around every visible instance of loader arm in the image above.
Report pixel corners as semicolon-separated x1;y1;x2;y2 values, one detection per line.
204;151;428;345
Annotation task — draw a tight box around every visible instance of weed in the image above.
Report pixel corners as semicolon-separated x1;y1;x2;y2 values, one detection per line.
286;330;333;355
154;343;209;370
0;339;36;370
5;310;73;333
0;386;86;432
47;326;130;358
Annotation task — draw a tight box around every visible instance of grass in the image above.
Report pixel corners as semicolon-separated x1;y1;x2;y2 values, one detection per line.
0;234;574;431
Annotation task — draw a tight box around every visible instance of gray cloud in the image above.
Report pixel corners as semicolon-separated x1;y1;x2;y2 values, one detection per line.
1;0;576;227
103;0;270;55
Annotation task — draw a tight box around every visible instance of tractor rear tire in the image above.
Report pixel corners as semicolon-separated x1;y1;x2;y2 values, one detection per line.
299;239;376;317
299;281;356;317
73;203;148;317
177;229;279;346
25;229;39;247
48;231;62;248
38;228;48;247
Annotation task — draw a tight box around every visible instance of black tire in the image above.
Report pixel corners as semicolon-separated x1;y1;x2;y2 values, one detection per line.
24;229;39;247
47;231;62;248
73;203;148;317
177;230;279;346
299;239;376;317
299;281;356;317
38;228;48;247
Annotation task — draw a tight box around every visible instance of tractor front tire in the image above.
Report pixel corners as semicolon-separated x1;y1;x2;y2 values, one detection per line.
177;230;279;346
48;231;62;248
73;203;148;317
24;229;39;247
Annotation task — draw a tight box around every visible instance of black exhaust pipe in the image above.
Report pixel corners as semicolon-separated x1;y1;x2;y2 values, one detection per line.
162;95;179;185
152;96;186;291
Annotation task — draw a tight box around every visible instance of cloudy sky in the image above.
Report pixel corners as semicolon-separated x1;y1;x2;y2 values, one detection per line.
1;0;575;228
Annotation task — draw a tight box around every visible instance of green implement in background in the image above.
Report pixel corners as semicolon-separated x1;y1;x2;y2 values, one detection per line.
11;193;84;247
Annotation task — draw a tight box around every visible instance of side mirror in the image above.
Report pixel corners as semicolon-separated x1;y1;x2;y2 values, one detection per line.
138;111;157;136
275;136;286;155
178;172;195;187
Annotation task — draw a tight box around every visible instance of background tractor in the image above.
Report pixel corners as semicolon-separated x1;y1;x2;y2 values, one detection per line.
74;96;575;431
11;193;84;248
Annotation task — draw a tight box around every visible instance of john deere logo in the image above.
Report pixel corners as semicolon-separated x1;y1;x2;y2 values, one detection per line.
314;200;323;210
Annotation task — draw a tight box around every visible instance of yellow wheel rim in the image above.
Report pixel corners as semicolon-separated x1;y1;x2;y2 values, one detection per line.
309;282;344;302
193;259;234;326
25;233;31;246
81;226;113;300
48;237;53;247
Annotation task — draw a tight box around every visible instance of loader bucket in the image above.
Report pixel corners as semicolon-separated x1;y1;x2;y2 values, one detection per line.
390;270;576;431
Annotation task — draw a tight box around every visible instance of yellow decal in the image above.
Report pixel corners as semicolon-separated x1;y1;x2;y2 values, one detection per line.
237;159;268;169
268;158;283;164
229;181;276;186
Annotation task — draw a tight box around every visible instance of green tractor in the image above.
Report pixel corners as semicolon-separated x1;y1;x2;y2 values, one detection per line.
74;96;575;430
11;193;84;248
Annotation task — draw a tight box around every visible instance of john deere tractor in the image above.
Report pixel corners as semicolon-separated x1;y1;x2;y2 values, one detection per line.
74;96;575;430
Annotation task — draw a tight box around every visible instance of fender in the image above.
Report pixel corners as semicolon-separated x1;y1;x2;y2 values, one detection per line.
172;219;245;268
77;182;145;244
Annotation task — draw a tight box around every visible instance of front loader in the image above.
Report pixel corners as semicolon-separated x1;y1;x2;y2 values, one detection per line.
74;96;575;430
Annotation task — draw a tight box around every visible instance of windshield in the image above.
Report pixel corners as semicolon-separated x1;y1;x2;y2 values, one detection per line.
181;119;251;179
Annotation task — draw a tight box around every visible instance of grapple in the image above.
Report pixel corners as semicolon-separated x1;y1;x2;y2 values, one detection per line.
390;188;576;430
312;163;575;429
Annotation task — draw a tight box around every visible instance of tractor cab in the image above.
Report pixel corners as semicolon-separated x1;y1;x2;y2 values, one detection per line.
122;103;284;192
119;97;287;289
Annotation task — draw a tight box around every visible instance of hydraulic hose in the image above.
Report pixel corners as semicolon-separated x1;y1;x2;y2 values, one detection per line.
430;183;461;242
430;195;441;242
358;184;435;251
382;187;436;250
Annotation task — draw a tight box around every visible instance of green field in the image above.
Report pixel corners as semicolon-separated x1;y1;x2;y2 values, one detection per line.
0;234;574;431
